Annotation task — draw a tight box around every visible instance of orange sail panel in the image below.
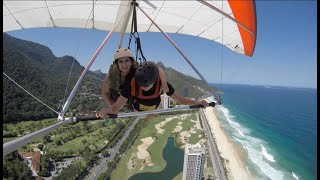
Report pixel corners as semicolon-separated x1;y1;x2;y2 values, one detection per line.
228;0;257;56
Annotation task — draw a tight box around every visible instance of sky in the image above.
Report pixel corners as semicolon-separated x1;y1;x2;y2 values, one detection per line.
5;1;317;89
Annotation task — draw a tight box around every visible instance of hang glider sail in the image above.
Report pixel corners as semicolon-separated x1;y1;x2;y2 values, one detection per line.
3;0;256;56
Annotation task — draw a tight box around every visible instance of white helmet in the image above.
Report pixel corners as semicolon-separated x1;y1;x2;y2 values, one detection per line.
114;48;134;62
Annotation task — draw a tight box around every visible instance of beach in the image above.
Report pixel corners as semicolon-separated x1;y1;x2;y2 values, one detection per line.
123;107;253;179
203;106;254;180
118;86;316;180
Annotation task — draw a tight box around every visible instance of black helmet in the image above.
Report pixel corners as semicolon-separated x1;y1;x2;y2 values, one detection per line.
135;61;159;87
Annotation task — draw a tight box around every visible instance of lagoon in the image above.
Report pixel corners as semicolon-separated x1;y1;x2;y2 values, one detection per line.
129;137;184;180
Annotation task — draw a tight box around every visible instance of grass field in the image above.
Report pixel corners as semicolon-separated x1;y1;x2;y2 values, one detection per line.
3;118;57;136
3;117;131;154
3;111;205;179
110;111;205;180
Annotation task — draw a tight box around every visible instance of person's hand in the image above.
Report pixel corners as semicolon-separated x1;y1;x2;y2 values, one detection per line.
96;108;109;119
196;100;209;108
160;83;169;95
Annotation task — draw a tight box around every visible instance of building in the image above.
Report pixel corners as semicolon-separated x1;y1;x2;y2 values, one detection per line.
160;94;171;109
19;151;41;178
182;143;205;180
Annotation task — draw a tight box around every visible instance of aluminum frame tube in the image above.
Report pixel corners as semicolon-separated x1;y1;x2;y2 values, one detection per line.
137;5;222;105
60;6;133;119
3;118;74;157
117;105;192;118
3;5;134;157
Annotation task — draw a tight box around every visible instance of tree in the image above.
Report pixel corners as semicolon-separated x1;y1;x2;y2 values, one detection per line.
82;139;87;145
102;151;110;158
82;121;88;132
43;135;51;143
3;151;33;179
3;124;9;131
55;140;62;146
38;144;44;151
38;168;50;177
74;126;81;134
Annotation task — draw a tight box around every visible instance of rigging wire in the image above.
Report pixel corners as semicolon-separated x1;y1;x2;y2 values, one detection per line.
128;2;213;100
3;3;134;157
62;0;99;109
137;5;222;104
160;61;213;100
59;4;134;118
219;2;224;93
3;72;60;115
98;41;117;71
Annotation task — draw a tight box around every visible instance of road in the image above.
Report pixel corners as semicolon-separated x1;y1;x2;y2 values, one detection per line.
86;115;145;180
86;109;226;179
199;108;227;180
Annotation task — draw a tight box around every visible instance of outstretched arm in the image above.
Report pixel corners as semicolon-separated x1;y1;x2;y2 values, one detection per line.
101;74;115;107
170;92;209;107
97;95;128;119
158;67;169;94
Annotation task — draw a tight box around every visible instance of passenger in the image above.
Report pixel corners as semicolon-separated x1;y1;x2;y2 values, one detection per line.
97;61;210;118
102;48;169;108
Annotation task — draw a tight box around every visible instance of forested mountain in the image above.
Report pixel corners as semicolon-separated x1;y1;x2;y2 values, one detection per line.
157;62;216;98
3;33;105;123
3;33;218;123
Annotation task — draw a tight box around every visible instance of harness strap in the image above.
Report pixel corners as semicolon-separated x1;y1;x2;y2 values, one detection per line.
128;1;146;64
130;77;161;99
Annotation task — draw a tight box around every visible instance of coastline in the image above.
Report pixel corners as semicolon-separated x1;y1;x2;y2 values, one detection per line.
203;106;254;180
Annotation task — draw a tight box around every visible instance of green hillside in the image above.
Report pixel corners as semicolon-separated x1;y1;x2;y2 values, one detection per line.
3;33;220;123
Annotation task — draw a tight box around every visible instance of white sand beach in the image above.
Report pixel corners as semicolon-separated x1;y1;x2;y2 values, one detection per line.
129;110;252;178
155;114;191;134
127;137;155;170
203;106;253;180
137;137;155;165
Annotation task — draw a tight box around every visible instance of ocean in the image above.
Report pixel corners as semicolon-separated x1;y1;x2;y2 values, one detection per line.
209;84;317;180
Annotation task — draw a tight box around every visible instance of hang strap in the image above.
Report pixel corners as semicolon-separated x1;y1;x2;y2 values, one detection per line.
128;1;147;64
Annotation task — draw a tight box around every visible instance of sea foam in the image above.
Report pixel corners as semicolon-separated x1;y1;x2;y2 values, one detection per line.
216;105;284;180
292;172;299;180
243;140;284;180
238;129;245;137
261;144;276;162
217;106;249;138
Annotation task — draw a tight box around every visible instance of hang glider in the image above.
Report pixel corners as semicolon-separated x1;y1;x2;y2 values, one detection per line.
3;0;257;156
3;0;256;56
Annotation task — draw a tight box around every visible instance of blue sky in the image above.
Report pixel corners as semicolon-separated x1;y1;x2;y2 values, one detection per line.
6;1;317;88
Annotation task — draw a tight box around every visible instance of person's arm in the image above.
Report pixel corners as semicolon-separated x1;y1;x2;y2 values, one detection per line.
98;95;128;119
170;92;209;107
158;67;169;94
101;74;114;107
108;95;128;114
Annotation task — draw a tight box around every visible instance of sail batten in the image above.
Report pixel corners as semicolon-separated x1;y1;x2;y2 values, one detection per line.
3;0;256;57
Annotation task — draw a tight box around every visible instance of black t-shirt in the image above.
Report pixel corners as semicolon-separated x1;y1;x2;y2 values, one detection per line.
109;67;136;101
121;80;175;111
121;68;136;89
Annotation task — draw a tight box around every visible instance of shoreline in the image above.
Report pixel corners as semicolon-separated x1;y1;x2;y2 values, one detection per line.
203;106;254;180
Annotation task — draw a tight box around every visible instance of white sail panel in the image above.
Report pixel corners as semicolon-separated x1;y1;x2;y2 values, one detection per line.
3;0;256;56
